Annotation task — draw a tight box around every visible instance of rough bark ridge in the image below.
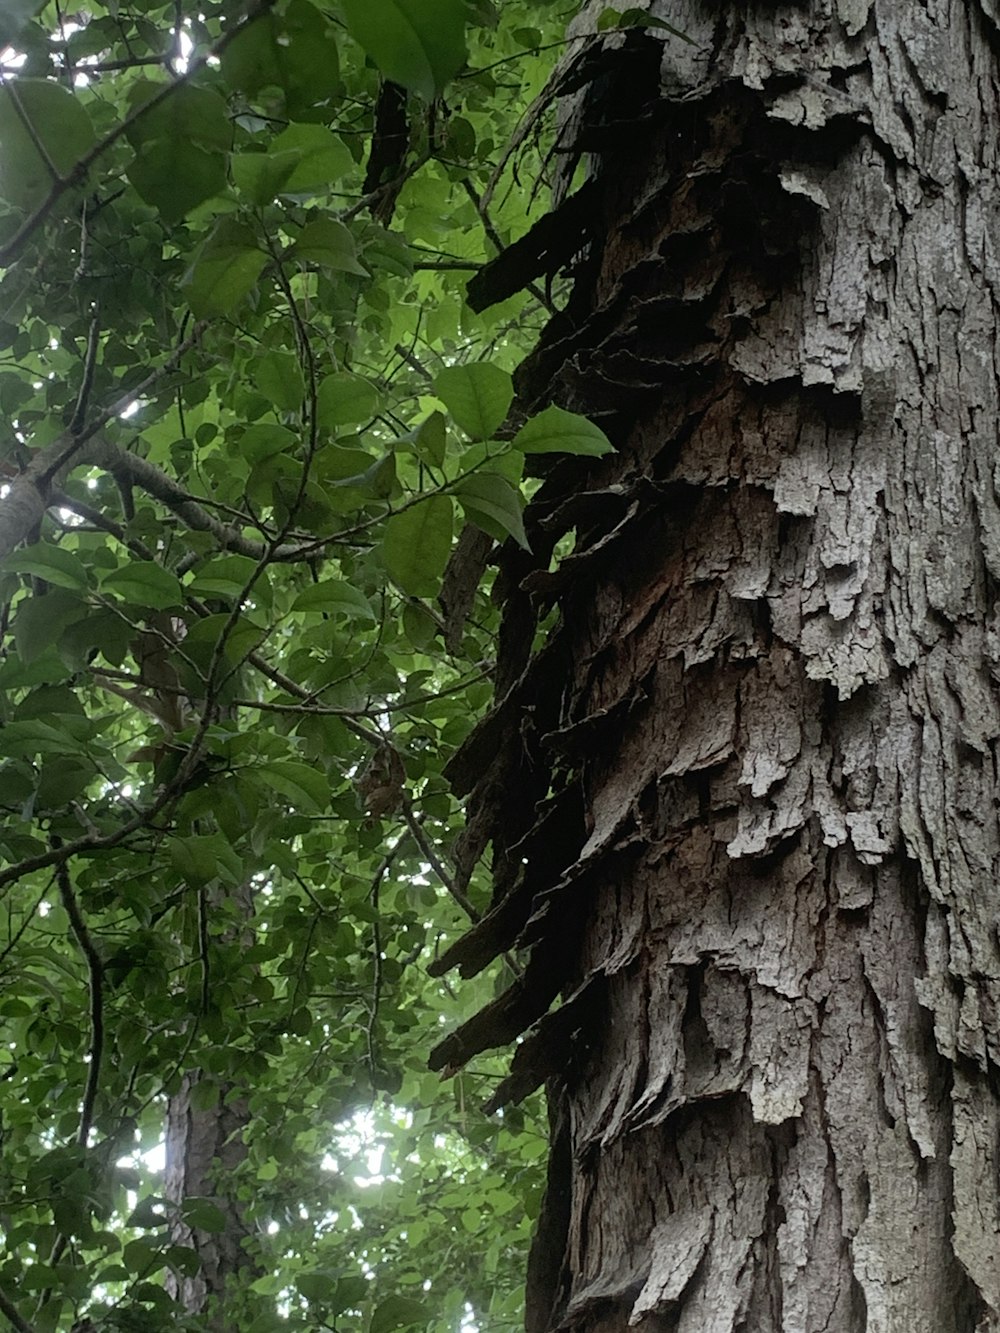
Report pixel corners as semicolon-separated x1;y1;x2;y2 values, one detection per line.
431;2;1000;1330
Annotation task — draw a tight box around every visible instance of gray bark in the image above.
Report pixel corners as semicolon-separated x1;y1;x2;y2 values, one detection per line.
164;1074;259;1323
434;2;1000;1330
163;878;262;1326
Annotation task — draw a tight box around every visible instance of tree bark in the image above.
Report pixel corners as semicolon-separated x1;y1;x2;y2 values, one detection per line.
434;2;1000;1330
164;879;262;1326
164;1075;259;1323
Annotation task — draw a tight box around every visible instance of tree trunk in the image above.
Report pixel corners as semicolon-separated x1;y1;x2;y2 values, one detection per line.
433;3;1000;1330
164;1075;259;1323
164;879;262;1326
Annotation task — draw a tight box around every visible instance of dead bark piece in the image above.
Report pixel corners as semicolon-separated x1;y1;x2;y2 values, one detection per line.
440;523;494;655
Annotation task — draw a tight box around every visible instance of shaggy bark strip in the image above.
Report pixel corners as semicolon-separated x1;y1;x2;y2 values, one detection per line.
433;2;1000;1330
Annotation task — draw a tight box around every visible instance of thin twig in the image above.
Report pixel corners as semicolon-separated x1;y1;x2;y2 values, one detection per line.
412;260;480;271
69;304;101;436
53;856;105;1148
337;151;430;223
400;795;480;923
0;883;49;965
0;74;62;184
0;1284;37;1333
34;856;106;1317
394;343;433;381
197;883;210;1015
171;0;184;69
48;490;155;560
65;54;173;73
73;197;89;282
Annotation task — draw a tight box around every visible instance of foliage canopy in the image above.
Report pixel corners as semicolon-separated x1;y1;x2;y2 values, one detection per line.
0;0;642;1327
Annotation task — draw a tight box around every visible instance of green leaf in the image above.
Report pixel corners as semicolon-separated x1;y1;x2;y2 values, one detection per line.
296;1272;338;1302
61;609;131;670
0;718;88;758
231;148;301;206
360;223;414;277
128;141;227;223
181;1198;227;1234
291;219;368;276
445;115;475;160
0;81;96;212
4;543;89;591
100;562;184;610
36;757;93;809
256;760;329;813
221;0;341;118
272;124;354;194
455;472;528;549
334;1277;370;1313
328;452;398;502
165;1244;201;1277
402;600;437;649
127;1197;169;1230
12;590;85;666
126;82;232;154
511;404;614;457
189;1079;219;1112
189;554;260;600
286;1006;313;1036
383;495;453;597
246;1316;287;1333
596;6;694;39
239;424;297;464
320;446;376;480
412;411;446;468
182;219;268;318
233;125;354;205
369;1295;430;1333
255;353;305;411
316;372;379;427
434;363;513;441
181;613;265;670
122;1239;162;1275
167;835;243;887
290;580;377;621
342;0;467;100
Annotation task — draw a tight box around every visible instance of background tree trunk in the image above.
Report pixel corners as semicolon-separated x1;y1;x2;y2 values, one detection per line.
163;878;262;1326
434;2;1000;1329
164;1075;258;1323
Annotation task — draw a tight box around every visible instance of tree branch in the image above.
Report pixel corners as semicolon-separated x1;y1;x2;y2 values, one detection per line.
0;1284;37;1333
0;321;208;561
82;436;317;563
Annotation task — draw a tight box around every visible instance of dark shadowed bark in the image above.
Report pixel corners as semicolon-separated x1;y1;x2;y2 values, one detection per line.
433;2;1000;1330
